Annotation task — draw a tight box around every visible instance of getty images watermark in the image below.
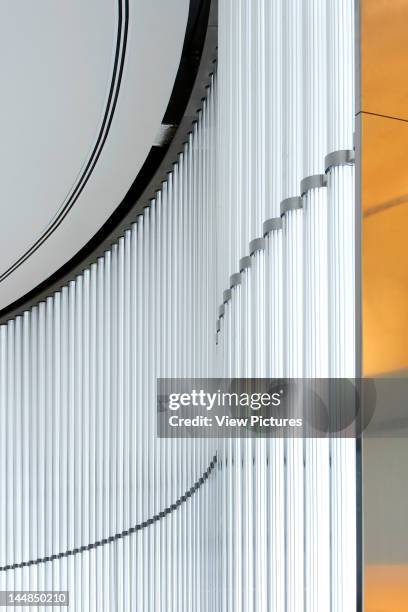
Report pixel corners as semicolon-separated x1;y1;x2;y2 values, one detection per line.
157;377;408;438
166;387;298;429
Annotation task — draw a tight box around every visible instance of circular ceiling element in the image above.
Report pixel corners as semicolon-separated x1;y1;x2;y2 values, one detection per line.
0;0;128;284
0;0;190;309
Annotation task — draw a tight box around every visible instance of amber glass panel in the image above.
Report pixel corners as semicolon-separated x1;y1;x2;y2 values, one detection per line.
362;2;408;610
361;0;408;120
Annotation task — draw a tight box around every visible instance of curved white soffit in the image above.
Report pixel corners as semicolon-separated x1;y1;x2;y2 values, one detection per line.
0;0;189;309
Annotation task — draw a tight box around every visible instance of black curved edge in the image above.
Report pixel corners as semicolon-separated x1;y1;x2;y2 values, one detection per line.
0;0;217;324
0;455;217;572
0;0;129;285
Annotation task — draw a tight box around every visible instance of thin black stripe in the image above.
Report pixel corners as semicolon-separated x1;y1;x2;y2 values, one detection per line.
0;455;217;572
0;0;129;284
357;109;408;124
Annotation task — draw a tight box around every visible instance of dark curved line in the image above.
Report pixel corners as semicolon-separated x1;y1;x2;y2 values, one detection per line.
0;0;214;323
359;109;408;124
0;0;129;284
0;455;217;572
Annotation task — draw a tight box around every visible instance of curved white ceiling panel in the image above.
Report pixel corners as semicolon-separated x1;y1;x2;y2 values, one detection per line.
0;0;189;309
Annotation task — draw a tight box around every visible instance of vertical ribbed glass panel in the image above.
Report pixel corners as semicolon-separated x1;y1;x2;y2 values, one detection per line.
251;249;267;612
327;0;356;610
282;0;303;200
265;229;283;379
303;187;330;612
302;2;330;611
303;0;327;177
281;0;304;605
267;431;285;612
263;0;284;586
215;0;356;608
328;163;356;612
283;210;303;379
283;207;304;612
0;0;358;607
265;0;281;220
253;0;266;238
216;0;232;296
244;0;256;247
327;0;354;153
251;250;266;377
0;77;218;611
264;227;285;611
279;7;303;606
303;198;329;377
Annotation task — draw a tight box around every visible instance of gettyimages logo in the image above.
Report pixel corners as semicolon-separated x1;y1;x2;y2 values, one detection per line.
157;378;380;438
167;388;283;411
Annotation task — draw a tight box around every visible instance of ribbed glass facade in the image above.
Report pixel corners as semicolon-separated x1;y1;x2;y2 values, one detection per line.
0;0;356;610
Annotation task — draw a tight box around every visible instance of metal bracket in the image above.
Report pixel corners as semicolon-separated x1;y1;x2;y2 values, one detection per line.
249;237;265;255
223;289;232;304
300;174;327;196
280;196;303;216
230;272;242;288
239;256;251;272
324;149;355;173
263;217;282;236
